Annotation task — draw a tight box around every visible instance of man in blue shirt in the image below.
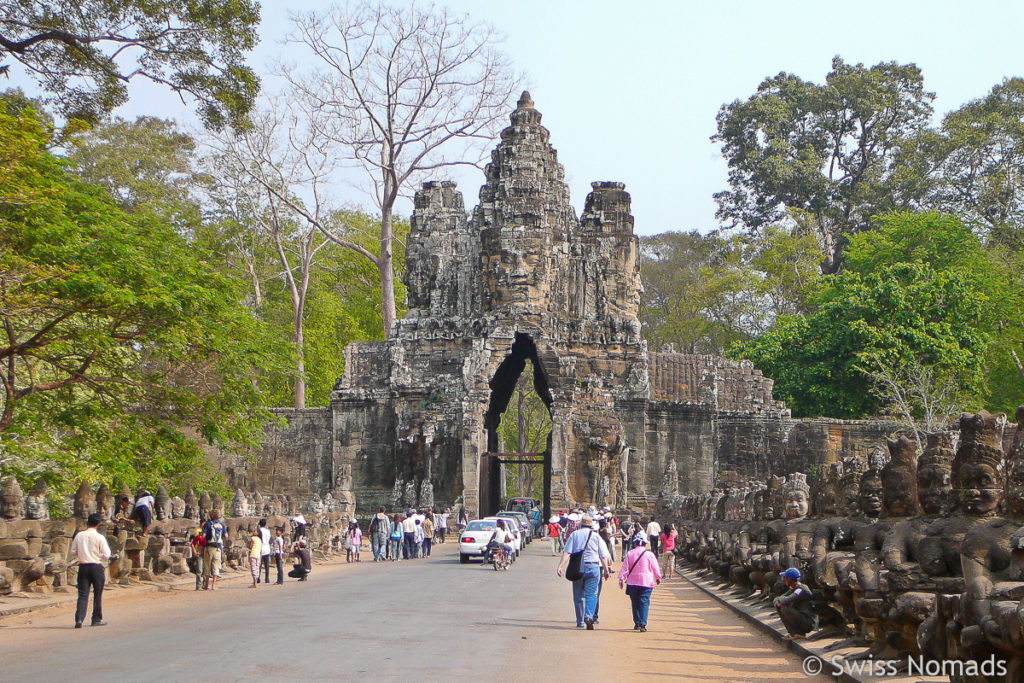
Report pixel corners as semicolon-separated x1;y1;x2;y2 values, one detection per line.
555;515;610;629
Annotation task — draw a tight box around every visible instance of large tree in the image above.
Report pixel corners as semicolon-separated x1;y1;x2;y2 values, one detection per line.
282;1;519;336
731;212;995;419
0;103;282;495
0;0;260;129
713;57;934;274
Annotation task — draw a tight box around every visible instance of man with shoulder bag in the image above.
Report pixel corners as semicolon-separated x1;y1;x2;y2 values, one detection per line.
555;514;610;630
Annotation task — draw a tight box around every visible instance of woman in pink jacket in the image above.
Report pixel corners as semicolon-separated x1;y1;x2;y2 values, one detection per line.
617;535;662;632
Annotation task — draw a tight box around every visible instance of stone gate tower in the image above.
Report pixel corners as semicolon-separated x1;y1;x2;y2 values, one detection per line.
329;92;788;518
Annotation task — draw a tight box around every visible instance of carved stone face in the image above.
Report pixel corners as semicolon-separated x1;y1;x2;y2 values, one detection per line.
858;478;883;518
838;484;860;516
0;477;24;520
784;490;809;519
917;463;954;516
957;463;1003;515
882;471;917;517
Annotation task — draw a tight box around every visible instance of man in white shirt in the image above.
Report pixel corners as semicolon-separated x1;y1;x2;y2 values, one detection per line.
646;517;662;556
556;515;611;629
70;513;112;628
401;513;417;559
258;519;272;584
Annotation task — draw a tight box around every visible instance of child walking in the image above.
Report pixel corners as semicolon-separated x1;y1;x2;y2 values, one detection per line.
346;519;362;562
248;528;262;588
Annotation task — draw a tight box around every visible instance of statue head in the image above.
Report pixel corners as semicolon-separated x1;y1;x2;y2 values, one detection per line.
184;489;199;521
882;436;920;517
1003;406;1024;518
858;448;887;519
810;462;842;516
73;481;93;519
24;477;49;520
781;473;810;519
918;431;955;516
838;455;865;516
953;411;1006;516
0;476;24;520
154;484;171;521
95;483;114;522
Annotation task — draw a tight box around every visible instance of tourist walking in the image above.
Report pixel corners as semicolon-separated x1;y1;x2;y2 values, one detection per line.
422;515;434;557
457;506;468;531
248;528;262;588
389;514;404;561
414;517;425;557
370;507;390;561
188;523;205;590
202;509;227;590
773;568;816;640
258;519;272;584
599;517;616;563
618;535;661;632
402;513;417;559
436;508;449;543
273;527;285;584
548;516;562;555
555;514;610;629
70;513;111;628
645;516;661;556
346;519;362;562
659;523;677;578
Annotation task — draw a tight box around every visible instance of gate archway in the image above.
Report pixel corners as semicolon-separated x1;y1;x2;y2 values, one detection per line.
480;333;552;520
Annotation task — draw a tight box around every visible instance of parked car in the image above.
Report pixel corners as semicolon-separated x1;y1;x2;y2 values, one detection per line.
506;497;539;513
497;511;533;544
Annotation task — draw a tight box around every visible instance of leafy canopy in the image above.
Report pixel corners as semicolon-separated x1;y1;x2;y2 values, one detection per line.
0;1;261;130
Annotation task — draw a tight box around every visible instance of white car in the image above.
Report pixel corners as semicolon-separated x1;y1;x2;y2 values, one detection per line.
484;516;522;557
459;518;521;564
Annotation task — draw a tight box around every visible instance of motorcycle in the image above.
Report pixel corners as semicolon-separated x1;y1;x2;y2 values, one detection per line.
486;542;511;571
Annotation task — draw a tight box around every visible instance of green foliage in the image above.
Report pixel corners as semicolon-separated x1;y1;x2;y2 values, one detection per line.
497;363;551;500
0;0;261;130
0;103;284;500
731;213;994;418
714;57;934;273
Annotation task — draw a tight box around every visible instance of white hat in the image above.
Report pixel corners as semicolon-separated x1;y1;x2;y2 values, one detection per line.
549;515;559;524
567;512;581;522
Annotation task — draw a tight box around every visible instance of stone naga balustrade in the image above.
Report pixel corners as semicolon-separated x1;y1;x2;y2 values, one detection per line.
0;481;353;597
660;408;1024;678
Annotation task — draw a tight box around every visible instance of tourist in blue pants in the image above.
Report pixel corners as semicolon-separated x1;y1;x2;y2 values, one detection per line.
618;535;662;632
556;515;611;629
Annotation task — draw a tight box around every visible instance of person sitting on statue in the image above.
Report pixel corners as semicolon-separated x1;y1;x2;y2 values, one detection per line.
774;567;817;641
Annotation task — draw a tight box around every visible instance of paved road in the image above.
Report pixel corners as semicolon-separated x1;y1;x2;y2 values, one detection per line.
0;540;816;682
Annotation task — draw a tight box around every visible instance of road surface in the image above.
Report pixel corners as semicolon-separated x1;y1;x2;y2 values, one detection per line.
0;539;816;682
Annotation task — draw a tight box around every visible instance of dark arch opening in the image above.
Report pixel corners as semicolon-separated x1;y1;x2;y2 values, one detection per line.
485;333;552;451
481;332;553;520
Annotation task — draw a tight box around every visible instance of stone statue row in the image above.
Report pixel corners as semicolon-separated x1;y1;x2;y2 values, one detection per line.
0;479;348;522
662;408;1024;681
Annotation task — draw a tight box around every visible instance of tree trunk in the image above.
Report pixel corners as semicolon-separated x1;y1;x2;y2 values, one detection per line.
293;315;305;409
379;202;396;338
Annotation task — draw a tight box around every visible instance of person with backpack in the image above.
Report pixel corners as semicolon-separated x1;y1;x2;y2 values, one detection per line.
370;507;390;561
555;514;610;630
389;514;404;561
618;534;662;632
202;509;227;590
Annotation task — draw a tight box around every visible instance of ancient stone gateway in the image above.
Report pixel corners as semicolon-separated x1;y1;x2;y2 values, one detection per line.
221;93;904;519
331;92;787;519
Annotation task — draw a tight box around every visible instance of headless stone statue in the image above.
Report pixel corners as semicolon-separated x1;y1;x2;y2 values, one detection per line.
24;478;49;520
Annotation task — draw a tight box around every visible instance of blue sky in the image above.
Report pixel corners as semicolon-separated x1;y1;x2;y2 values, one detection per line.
10;1;1024;235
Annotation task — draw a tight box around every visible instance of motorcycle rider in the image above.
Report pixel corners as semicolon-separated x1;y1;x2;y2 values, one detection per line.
486;519;515;564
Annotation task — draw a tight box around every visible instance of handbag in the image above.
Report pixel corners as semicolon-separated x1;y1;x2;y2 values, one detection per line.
565;530;593;581
622;549;651;588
